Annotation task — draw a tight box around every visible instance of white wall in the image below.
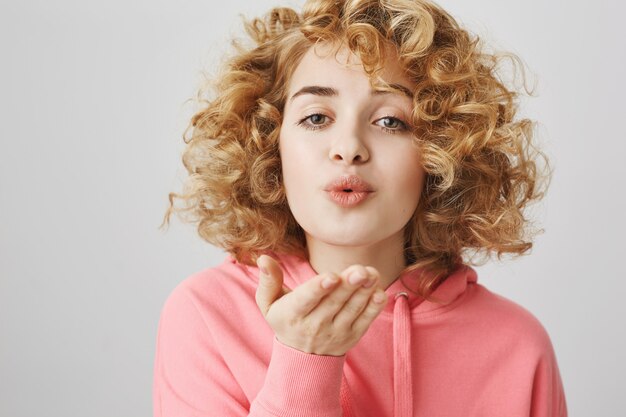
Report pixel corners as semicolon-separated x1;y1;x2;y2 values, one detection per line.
1;0;623;415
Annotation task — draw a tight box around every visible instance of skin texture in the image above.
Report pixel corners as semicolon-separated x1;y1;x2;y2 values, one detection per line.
255;43;427;356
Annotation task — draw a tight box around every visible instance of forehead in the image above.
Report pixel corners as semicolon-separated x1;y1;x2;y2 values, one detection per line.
287;42;413;92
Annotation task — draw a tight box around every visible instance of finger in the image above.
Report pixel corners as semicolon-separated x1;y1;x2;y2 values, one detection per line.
351;289;388;334
262;255;292;295
332;268;380;328
255;255;288;316
304;264;371;322
288;272;341;317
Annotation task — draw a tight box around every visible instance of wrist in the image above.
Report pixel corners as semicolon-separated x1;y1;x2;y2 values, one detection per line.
253;336;346;415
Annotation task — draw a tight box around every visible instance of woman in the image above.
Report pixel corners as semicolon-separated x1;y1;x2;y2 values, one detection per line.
154;0;568;416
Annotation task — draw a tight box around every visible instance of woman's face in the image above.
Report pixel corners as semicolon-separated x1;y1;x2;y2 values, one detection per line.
279;44;426;251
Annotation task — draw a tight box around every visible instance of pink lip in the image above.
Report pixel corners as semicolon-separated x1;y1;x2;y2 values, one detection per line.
324;175;375;208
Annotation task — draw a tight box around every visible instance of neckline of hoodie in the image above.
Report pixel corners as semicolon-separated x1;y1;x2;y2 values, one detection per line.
378;284;476;320
226;253;476;320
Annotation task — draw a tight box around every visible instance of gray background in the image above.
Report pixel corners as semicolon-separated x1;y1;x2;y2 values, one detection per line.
1;0;624;416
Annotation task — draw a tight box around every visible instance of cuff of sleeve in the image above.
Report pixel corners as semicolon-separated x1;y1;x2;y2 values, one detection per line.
253;336;347;417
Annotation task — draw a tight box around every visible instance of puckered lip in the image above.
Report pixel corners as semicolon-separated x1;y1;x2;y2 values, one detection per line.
323;174;375;192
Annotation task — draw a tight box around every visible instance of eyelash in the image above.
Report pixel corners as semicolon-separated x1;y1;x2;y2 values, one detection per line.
295;113;408;134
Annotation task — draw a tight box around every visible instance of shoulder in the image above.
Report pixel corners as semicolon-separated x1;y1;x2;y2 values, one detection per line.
466;283;556;353
159;253;261;325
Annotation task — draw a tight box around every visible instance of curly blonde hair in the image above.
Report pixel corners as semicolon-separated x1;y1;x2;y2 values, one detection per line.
160;0;551;301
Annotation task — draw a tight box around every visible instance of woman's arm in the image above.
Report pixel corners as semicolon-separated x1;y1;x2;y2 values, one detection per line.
152;284;347;417
153;284;249;416
529;339;568;417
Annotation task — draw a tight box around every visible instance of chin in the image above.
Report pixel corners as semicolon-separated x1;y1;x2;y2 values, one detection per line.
306;228;384;248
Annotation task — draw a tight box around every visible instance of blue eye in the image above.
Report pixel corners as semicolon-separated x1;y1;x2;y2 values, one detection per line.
308;114;326;124
295;114;408;133
376;116;407;133
296;113;330;131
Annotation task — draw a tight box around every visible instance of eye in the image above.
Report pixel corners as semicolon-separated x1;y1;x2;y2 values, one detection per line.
308;114;326;124
296;113;331;131
375;116;407;133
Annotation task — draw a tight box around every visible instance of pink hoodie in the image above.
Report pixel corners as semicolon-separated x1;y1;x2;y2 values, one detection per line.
153;251;567;417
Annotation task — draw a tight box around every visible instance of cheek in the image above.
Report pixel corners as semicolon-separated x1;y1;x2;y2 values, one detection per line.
385;150;426;205
379;146;425;187
278;136;321;230
400;162;425;191
279;135;298;190
278;130;316;199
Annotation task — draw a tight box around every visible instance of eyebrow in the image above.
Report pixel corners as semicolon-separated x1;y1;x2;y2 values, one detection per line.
373;84;414;100
289;83;414;102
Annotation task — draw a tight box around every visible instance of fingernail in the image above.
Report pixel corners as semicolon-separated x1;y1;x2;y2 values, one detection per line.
321;277;338;289
260;265;269;275
361;278;375;288
348;271;366;285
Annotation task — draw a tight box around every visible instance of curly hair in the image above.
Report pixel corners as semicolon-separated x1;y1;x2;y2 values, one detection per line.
160;0;551;302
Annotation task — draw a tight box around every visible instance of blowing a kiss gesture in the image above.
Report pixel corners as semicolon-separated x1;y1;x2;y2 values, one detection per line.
255;254;388;357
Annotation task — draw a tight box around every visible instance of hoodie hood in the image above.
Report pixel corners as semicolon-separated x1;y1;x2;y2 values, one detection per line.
272;251;477;316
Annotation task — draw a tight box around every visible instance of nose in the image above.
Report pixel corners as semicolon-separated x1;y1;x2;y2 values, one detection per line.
328;122;370;164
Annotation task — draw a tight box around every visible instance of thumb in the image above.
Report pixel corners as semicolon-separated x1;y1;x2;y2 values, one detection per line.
255;255;287;316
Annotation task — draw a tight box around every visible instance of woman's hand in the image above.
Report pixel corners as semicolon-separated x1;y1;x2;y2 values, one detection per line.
255;254;388;357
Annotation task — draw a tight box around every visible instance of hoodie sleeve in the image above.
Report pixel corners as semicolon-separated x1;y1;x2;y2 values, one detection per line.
529;335;568;417
153;283;346;417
